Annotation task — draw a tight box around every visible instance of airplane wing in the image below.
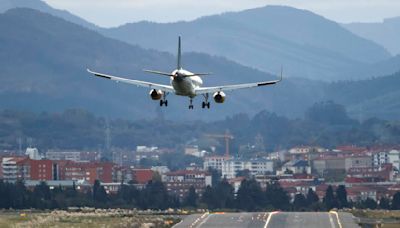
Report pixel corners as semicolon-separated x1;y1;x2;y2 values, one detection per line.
195;76;282;95
87;69;175;93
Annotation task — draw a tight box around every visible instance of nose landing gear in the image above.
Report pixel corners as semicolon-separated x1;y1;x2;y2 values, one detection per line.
189;98;194;109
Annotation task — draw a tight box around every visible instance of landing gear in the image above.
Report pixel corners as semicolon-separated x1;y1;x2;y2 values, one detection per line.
202;93;210;109
160;92;169;107
189;98;194;109
160;100;168;107
202;102;210;109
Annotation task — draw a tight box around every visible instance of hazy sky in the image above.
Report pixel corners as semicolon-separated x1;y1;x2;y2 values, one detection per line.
43;0;400;27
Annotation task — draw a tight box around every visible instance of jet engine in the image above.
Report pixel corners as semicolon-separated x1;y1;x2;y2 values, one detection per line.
149;89;163;100
213;91;226;103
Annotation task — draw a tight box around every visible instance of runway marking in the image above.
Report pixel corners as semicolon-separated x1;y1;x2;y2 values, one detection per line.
328;212;336;228
195;212;212;228
264;211;279;228
329;211;343;228
188;212;210;228
171;219;183;228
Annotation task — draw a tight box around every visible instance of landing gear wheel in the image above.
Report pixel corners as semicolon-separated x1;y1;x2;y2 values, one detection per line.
202;94;210;109
160;100;168;107
188;98;194;110
202;102;211;109
159;92;169;107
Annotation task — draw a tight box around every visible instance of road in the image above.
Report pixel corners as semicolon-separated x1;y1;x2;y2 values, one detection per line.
174;211;360;228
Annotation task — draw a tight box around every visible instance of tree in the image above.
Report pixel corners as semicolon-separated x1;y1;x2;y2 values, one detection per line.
265;181;290;210
335;185;348;209
378;197;390;210
323;185;338;210
93;180;108;204
306;188;319;206
236;169;251;179
305;101;354;125
392;192;400;210
362;198;377;209
293;193;308;211
139;180;170;210
184;186;198;208
236;179;264;211
12;180;32;209
208;168;221;187
33;181;52;201
214;179;235;209
33;181;52;209
201;186;215;209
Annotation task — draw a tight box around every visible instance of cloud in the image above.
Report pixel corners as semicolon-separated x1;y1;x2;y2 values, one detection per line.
43;0;400;27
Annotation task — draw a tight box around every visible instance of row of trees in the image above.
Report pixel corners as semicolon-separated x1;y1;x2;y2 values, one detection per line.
201;180;400;211
1;102;400;153
1;179;400;211
0;179;179;210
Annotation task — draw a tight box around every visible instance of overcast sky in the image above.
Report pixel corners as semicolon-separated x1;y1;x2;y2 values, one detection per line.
43;0;400;27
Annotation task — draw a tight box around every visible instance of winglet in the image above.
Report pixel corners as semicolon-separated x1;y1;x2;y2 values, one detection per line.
177;36;182;69
279;66;283;82
86;68;112;79
87;68;95;75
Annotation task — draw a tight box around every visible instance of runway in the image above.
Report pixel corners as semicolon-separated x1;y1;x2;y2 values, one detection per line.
174;211;360;228
266;211;359;228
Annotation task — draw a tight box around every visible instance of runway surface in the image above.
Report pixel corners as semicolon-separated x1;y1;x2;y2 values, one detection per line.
174;211;360;228
173;212;268;228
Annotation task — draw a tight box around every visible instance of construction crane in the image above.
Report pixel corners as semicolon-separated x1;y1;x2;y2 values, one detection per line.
204;130;234;157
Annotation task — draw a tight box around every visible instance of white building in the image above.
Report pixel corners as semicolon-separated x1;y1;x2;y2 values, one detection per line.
370;150;400;170
278;160;311;175
2;157;30;181
288;146;326;154
184;146;207;158
45;151;80;162
266;150;287;161
162;170;212;198
151;166;170;175
136;146;158;153
203;156;230;172
26;147;41;160
345;156;372;170
222;158;274;179
388;150;400;170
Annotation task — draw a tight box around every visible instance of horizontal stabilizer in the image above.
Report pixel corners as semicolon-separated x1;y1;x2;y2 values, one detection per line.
143;69;174;77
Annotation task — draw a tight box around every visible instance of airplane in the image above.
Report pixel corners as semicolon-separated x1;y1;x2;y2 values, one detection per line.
87;36;282;109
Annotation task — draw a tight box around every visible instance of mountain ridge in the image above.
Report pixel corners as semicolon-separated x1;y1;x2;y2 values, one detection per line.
343;17;400;55
1;8;400;121
0;0;97;29
101;5;391;81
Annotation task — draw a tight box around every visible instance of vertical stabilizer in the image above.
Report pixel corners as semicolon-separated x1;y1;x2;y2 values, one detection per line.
177;36;182;69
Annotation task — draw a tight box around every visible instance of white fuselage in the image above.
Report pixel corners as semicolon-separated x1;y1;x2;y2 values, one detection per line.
170;69;203;98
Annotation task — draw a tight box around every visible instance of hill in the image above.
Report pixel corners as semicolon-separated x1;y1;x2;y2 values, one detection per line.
325;71;400;120
0;8;300;120
1;8;400;121
101;5;391;81
343;17;400;55
0;0;97;29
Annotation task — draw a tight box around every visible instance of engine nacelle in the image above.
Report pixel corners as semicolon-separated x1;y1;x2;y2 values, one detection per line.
149;89;163;100
213;91;226;103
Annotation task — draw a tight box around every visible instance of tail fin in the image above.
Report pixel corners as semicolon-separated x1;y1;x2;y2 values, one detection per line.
177;36;182;69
